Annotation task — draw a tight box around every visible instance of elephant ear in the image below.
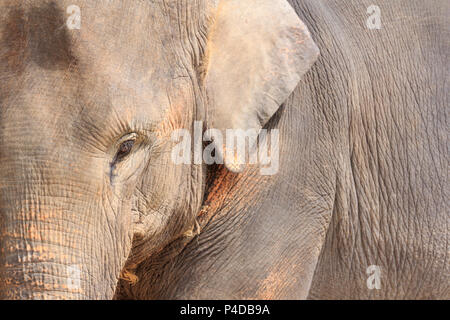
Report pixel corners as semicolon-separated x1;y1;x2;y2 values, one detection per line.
203;0;319;172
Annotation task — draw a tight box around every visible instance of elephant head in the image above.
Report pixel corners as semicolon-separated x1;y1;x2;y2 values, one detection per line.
0;0;318;299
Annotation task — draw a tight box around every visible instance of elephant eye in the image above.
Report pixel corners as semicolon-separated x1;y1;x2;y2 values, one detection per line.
115;139;135;161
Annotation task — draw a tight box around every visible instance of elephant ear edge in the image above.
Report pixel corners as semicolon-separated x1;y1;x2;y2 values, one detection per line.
202;0;319;172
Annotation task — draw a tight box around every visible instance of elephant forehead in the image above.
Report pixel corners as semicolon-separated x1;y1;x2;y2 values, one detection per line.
0;1;193;145
0;1;182;79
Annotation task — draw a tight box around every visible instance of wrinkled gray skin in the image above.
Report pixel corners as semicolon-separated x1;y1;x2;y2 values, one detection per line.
0;0;448;300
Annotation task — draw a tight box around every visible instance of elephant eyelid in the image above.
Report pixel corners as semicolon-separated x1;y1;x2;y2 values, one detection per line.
115;140;135;160
113;133;138;163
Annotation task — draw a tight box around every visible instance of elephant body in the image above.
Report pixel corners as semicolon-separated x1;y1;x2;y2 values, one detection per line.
0;0;448;299
301;1;449;299
123;0;449;300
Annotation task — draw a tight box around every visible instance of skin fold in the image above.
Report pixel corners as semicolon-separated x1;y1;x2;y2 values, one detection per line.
0;0;448;299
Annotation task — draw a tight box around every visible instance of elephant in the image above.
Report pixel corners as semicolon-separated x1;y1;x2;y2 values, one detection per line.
0;0;447;300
